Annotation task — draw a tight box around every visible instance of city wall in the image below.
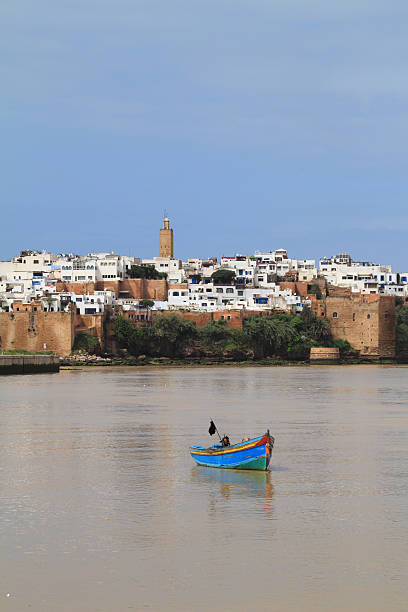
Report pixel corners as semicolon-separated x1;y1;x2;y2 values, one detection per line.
151;309;280;330
74;313;105;348
323;294;395;358
56;279;168;300
0;311;74;357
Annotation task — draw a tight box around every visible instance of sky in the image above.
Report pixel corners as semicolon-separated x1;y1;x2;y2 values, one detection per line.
2;0;408;269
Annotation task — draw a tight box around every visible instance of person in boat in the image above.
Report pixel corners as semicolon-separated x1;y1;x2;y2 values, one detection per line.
221;434;230;447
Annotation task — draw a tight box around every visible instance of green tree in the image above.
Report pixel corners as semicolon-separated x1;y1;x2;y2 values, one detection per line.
114;315;146;356
333;338;358;358
139;299;155;308
151;315;197;357
211;269;236;284
395;301;408;360
128;264;167;280
243;316;295;359
300;307;332;343
0;298;8;311
308;284;323;299
199;320;232;345
73;332;101;354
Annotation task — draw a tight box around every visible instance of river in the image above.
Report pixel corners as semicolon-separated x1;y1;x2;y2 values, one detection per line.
0;365;407;611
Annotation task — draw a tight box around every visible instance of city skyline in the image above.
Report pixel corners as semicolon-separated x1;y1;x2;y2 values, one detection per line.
3;1;408;268
0;221;402;273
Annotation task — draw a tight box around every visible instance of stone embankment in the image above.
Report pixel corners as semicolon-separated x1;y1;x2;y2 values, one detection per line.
310;347;340;364
0;354;60;374
63;353;113;365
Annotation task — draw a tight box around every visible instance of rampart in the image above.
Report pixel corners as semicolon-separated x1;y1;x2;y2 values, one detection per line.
323;294;395;358
57;279;168;300
74;313;105;348
151;309;280;330
0;311;74;357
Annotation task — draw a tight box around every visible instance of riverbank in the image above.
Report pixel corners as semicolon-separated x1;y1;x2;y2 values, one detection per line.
0;354;60;374
60;355;398;368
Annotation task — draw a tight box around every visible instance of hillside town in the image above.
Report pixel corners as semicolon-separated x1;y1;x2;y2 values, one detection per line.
0;217;403;360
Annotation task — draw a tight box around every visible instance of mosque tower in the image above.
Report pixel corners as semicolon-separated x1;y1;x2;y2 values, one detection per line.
159;215;174;258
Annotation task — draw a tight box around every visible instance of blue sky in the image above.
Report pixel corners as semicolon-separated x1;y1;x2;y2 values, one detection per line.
2;1;408;268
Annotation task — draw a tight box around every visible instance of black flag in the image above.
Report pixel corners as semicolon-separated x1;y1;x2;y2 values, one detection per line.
208;420;216;436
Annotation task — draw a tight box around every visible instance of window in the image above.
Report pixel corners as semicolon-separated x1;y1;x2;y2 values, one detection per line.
226;288;234;293
353;313;356;321
238;290;243;296
332;312;338;318
216;288;223;293
173;292;179;296
227;315;231;321
367;314;371;319
34;259;39;264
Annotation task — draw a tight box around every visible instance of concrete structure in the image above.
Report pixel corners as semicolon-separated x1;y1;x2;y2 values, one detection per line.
254;250;317;281
0;354;60;374
159;217;174;258
319;253;392;293
56;279;169;301
168;281;311;313
323;294;395;358
310;347;340;362
142;257;184;283
55;253;138;283
0;311;75;357
151;309;280;330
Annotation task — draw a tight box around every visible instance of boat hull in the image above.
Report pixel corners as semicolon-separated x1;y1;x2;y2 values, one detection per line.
190;432;274;471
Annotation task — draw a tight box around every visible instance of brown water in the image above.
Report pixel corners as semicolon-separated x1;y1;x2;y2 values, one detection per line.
0;365;407;612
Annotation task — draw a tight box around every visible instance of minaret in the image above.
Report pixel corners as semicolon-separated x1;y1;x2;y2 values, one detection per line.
159;216;174;258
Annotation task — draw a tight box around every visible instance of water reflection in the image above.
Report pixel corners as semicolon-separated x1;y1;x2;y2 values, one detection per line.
1;366;408;612
191;466;275;519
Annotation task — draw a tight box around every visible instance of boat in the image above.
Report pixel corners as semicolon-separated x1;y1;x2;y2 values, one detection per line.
190;430;274;471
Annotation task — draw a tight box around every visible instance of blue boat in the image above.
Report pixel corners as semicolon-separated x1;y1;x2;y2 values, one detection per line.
190;430;274;471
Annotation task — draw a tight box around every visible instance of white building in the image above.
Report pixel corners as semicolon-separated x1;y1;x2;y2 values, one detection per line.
254;250;317;282
382;284;408;297
319;253;392;293
168;280;310;313
142;257;185;284
69;291;115;315
55;253;139;283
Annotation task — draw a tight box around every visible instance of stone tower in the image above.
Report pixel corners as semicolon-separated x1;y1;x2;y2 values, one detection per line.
159;216;174;258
